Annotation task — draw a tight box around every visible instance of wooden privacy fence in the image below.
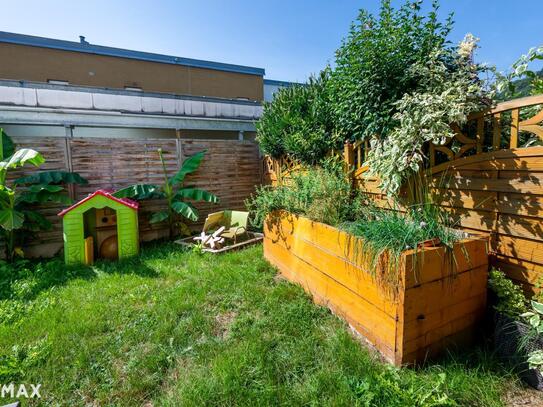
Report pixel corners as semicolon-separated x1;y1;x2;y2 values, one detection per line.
12;136;261;257
262;94;543;295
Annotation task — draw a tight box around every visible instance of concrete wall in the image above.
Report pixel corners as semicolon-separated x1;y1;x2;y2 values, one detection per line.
0;43;264;101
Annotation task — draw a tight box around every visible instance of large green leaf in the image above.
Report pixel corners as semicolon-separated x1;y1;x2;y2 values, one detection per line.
532;301;543;315
169;151;206;186
149;210;169;224
113;184;162;200
0;208;24;231
171;201;199;221
23;210;52;231
0;188;12;208
18;190;72;205
174;188;219;203
0;148;44;170
27;184;64;193
14;171;88;185
0;129;15;161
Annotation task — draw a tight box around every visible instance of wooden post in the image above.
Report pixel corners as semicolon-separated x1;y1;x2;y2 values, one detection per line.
175;129;183;167
63;125;75;200
343;141;354;169
344;141;355;189
510;108;519;148
476;117;484;154
429;144;436;168
492;113;501;150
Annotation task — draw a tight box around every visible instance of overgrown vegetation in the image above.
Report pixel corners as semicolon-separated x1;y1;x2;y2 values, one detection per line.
330;0;455;142
0;129;87;261
0;245;522;406
258;0;494;194
342;205;457;288
113;149;218;239
488;269;528;318
256;70;340;163
246;159;360;228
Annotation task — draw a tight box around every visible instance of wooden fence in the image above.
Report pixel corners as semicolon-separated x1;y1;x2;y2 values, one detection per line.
262;94;543;295
12;136;261;257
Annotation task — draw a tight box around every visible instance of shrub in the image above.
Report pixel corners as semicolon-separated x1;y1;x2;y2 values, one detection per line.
488;269;527;318
245;160;358;227
329;0;454;142
256;69;341;163
365;36;491;193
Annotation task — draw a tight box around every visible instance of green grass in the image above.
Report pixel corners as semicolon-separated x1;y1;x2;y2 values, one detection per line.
0;243;521;406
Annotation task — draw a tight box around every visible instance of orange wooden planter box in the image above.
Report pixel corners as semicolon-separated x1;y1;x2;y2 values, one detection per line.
263;211;489;366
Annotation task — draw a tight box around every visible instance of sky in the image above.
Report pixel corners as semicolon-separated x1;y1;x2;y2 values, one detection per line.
2;0;542;83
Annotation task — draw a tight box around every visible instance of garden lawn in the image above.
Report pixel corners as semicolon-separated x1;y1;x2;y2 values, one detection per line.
0;244;524;406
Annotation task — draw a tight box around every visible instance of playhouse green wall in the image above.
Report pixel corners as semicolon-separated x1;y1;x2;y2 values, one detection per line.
62;194;139;264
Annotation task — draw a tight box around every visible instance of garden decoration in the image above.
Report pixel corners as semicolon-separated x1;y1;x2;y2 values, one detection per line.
176;210;262;254
193;226;226;249
202;210;249;244
58;189;139;265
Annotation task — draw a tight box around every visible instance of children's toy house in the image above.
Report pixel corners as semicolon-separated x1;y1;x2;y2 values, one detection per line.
58;190;139;265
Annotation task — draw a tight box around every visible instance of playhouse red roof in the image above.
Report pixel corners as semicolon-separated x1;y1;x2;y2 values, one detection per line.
58;189;139;217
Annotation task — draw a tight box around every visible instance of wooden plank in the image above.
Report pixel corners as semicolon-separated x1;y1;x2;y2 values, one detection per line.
403;265;488;322
494;235;543;265
492;113;501;150
511;108;520;148
402;294;486;343
476;117;484;154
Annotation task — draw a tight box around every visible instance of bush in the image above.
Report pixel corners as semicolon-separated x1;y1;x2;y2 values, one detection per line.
329;0;453;142
488;269;527;318
245;160;359;227
256;69;341;163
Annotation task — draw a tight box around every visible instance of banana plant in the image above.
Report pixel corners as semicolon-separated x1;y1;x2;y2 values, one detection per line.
113;148;218;239
0;129;88;261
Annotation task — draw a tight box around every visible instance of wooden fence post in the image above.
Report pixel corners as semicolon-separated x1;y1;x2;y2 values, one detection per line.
510;108;519;148
344;141;355;188
344;141;354;169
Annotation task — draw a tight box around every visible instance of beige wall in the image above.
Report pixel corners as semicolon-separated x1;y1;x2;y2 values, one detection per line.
0;43;263;101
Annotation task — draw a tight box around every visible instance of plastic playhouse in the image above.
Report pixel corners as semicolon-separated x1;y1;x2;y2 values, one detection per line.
58;189;139;265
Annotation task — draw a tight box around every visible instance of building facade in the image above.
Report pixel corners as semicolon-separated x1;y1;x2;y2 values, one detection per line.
0;31;268;140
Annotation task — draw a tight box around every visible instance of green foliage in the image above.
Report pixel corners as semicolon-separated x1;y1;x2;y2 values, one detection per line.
0;338;50;382
113;149;218;239
366;35;491;193
256;69;341;163
342;203;458;289
521;300;543;334
329;0;454;142
520;301;543;373
0;245;516;405
496;46;543;99
0;129;87;261
488;269;528;318
246;159;358;228
528;350;543;373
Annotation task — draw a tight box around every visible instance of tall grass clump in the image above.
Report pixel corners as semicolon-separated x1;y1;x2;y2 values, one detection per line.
342;203;459;290
246;158;361;228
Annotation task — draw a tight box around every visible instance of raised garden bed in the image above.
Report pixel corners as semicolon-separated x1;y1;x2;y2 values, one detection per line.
263;210;489;366
175;232;263;253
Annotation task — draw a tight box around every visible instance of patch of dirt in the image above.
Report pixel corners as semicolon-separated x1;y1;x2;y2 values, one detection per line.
504;386;543;406
273;273;286;283
213;310;237;339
